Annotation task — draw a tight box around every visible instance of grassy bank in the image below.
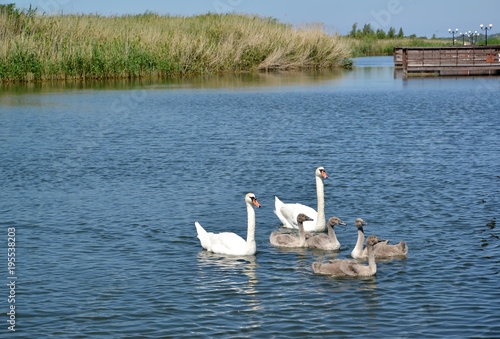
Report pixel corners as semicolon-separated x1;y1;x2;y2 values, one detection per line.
0;6;349;82
345;37;450;57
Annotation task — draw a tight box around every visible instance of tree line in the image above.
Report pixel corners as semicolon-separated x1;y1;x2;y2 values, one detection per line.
349;22;405;39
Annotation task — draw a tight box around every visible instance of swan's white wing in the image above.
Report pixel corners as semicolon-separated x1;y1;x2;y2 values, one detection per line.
274;196;293;228
195;222;212;250
208;232;247;255
279;203;317;228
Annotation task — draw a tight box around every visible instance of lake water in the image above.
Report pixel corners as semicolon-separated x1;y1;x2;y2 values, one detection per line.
1;56;500;338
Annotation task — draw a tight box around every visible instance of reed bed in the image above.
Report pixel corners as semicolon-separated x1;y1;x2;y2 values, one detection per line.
0;8;350;82
345;37;450;57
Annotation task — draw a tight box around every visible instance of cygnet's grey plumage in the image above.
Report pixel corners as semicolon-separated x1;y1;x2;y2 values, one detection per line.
270;214;312;248
312;235;385;277
373;239;408;257
306;216;346;250
350;218;370;259
350;218;408;259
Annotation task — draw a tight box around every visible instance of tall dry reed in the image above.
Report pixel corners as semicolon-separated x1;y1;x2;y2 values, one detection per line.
0;8;350;82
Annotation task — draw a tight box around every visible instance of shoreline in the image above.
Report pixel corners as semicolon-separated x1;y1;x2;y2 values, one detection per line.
0;66;357;92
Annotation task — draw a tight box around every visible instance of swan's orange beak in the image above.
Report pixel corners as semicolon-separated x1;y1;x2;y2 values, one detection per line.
252;198;261;208
321;170;328;179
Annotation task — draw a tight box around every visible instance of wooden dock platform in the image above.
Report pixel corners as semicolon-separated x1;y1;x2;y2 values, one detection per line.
394;48;403;68
394;46;500;76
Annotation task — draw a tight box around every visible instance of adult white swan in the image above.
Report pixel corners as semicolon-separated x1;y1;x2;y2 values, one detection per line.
195;193;261;256
274;166;328;232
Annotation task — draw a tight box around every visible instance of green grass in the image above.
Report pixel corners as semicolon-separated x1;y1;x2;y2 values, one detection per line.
344;37;451;57
477;37;500;45
0;6;350;82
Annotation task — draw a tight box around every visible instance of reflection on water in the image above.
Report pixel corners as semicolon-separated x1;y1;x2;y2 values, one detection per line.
0;68;345;98
196;250;263;334
196;251;261;308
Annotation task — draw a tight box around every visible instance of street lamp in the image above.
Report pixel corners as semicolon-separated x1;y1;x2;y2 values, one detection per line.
460;32;465;45
448;28;459;45
467;30;479;45
480;24;493;45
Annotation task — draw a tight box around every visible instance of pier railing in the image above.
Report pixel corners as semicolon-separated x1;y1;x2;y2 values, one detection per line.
394;46;500;76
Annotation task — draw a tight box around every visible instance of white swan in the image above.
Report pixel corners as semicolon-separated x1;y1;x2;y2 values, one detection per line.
350;218;408;259
270;213;313;248
274;166;328;232
312;235;385;277
195;193;261;256
306;216;345;251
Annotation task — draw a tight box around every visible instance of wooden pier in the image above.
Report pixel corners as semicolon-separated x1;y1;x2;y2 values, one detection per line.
394;48;403;68
394;46;500;76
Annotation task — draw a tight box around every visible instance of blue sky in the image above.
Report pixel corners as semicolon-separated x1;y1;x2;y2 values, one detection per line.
7;0;499;38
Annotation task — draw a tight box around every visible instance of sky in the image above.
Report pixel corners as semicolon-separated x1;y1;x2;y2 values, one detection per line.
7;0;499;38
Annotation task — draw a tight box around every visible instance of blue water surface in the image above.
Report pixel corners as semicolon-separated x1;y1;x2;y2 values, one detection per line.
1;57;499;338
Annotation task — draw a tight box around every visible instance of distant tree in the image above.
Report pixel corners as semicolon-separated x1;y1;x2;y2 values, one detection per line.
362;23;375;38
432;33;436;39
387;27;396;38
397;27;404;38
409;34;417;39
349;22;358;37
376;28;386;39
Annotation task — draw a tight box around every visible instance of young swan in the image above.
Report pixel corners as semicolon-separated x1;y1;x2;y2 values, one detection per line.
351;218;408;259
312;235;385;277
195;193;261;256
306;217;346;251
270;214;313;248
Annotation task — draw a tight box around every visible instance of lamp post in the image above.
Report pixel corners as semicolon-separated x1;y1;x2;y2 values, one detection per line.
480;24;493;45
467;30;478;45
460;32;465;45
448;28;459;45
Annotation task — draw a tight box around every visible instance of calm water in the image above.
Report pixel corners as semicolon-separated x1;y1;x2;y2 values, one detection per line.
1;57;500;338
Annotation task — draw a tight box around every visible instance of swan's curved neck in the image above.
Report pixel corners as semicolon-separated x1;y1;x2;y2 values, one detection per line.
246;203;256;245
315;176;326;229
298;222;306;246
327;224;339;244
354;227;365;254
367;243;377;275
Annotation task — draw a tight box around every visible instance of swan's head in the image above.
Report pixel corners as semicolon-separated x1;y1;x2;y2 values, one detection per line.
366;235;385;248
245;193;261;208
297;213;313;224
328;217;346;227
315;166;328;179
355;218;367;229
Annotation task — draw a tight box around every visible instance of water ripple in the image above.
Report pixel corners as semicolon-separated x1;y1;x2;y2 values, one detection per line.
1;61;500;337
